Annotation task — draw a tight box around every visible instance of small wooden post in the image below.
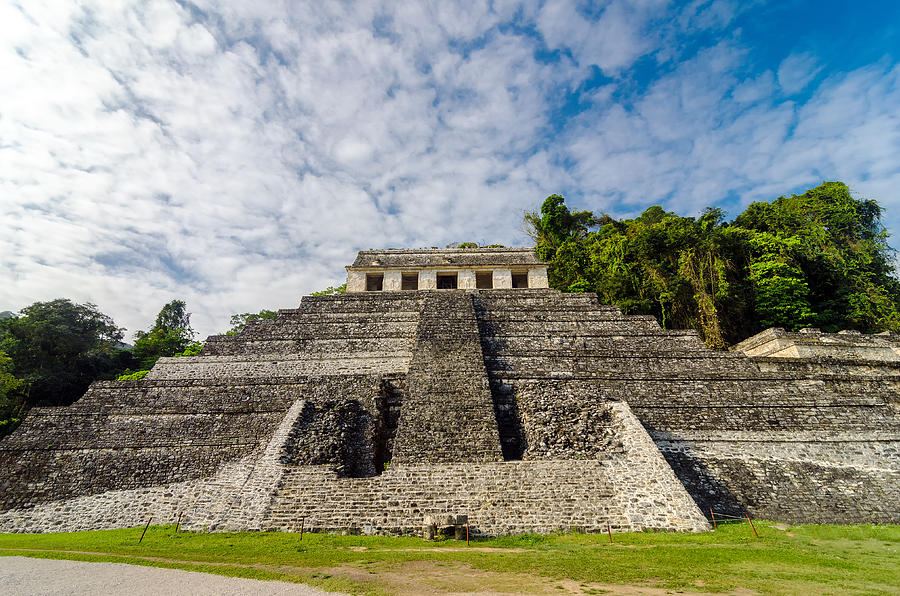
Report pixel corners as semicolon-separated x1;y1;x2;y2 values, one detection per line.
745;513;759;538
174;512;183;534
710;508;717;529
139;517;153;544
299;518;304;541
466;519;469;546
606;521;613;544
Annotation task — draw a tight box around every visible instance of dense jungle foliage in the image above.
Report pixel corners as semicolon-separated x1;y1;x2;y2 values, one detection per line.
526;182;900;348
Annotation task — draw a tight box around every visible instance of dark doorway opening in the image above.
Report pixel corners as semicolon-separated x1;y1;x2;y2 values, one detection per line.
476;272;493;289
372;380;403;474
437;273;458;289
401;273;418;290
366;274;384;291
511;273;528;288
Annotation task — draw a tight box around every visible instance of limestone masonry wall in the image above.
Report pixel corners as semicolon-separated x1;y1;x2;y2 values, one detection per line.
474;290;900;524
0;380;292;511
263;400;708;535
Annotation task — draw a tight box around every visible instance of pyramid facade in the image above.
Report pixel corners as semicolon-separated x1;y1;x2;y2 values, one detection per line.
1;248;898;535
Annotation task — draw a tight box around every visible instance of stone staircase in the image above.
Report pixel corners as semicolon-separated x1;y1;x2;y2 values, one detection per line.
392;292;502;464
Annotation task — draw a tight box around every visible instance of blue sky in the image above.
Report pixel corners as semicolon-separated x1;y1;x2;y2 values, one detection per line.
2;1;899;338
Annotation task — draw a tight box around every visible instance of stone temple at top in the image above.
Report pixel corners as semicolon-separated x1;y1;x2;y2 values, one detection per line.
0;247;898;535
346;248;549;292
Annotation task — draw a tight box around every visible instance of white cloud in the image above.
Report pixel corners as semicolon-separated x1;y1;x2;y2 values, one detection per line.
537;0;666;73
777;52;823;95
1;0;898;340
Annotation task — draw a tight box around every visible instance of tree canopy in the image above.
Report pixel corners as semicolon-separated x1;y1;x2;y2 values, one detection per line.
226;309;278;335
0;350;25;435
130;300;199;371
152;299;192;333
525;182;900;347
310;283;347;296
0;299;131;419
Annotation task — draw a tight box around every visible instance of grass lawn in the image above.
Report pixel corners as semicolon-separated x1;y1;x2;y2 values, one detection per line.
1;522;898;595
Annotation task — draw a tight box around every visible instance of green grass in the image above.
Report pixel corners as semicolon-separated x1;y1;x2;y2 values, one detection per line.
1;522;898;595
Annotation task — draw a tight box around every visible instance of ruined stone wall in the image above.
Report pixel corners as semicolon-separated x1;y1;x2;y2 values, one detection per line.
0;379;295;511
0;374;401;533
752;356;900;376
734;327;900;362
652;430;900;523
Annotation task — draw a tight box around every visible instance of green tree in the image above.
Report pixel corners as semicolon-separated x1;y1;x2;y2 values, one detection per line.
226;309;278;335
130;300;197;370
736;181;900;332
310;283;347;296
0;299;130;409
0;350;26;436
524;182;900;347
152;299;191;333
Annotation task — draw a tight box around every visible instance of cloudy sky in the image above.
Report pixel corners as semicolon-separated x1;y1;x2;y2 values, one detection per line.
2;1;900;339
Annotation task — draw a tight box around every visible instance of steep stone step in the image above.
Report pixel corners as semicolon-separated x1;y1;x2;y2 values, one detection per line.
392;293;503;464
147;354;410;380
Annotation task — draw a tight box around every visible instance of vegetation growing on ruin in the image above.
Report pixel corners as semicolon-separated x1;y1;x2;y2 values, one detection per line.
309;283;347;296
226;308;278;334
447;242;507;248
130;299;198;370
527;182;900;347
1;522;898;595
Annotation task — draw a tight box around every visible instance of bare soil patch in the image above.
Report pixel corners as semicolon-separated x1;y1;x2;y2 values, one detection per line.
304;560;752;595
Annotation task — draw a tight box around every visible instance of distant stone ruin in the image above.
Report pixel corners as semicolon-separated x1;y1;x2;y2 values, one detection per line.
1;248;898;535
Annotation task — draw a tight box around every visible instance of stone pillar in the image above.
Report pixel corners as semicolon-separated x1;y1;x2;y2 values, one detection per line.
458;269;476;289
528;267;549;289
493;269;512;289
346;270;366;293
383;270;402;291
419;270;437;290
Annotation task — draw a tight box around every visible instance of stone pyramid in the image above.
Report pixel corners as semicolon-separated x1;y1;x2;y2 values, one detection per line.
1;248;897;534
